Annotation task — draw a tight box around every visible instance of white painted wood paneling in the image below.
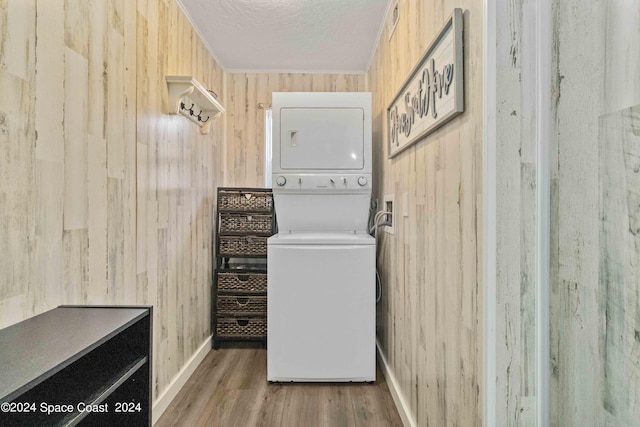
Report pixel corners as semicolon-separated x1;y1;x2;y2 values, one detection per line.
35;0;64;163
550;1;640;426
63;47;89;231
0;0;224;404
367;1;483;425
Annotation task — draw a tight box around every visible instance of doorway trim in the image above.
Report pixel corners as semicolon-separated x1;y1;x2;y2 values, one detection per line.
535;0;552;425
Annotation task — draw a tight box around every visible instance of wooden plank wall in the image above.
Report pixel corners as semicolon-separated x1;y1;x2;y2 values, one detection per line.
493;0;538;424
224;73;365;188
367;1;483;425
0;0;224;401
551;1;640;426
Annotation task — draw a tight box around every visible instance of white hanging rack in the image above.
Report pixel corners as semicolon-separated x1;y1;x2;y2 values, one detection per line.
166;75;225;135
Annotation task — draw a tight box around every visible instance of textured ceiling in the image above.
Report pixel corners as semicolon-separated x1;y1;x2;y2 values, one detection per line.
177;0;390;73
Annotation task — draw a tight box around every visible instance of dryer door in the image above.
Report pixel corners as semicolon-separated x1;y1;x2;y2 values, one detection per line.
280;108;364;170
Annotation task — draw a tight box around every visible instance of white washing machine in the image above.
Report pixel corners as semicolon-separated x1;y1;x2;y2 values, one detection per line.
267;92;375;382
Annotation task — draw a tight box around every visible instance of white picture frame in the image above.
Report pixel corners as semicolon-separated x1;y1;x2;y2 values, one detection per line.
387;8;464;158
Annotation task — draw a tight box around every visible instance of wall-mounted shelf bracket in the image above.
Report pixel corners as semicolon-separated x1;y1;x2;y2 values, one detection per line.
166;75;225;135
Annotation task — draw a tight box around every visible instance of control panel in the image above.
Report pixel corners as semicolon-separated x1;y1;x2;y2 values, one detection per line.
272;174;371;193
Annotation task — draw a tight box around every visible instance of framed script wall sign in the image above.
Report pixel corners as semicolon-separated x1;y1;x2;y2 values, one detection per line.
387;8;464;158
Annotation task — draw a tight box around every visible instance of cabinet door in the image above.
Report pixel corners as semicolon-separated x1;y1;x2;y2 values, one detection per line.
267;243;375;381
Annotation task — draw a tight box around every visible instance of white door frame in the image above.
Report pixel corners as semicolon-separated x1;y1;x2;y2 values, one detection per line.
535;0;552;424
482;0;497;424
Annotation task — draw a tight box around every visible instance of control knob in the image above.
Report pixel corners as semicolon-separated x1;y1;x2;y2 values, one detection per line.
357;176;368;186
276;176;286;186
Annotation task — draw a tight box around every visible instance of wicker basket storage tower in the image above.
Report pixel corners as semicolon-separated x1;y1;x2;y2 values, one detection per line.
213;188;275;349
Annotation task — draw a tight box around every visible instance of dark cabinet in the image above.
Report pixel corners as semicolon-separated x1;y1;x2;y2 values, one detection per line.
0;305;152;426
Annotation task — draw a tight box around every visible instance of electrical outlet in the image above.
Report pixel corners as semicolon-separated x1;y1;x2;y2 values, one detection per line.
383;194;395;235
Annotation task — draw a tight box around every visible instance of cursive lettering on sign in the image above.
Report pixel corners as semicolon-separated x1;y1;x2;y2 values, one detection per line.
390;59;455;147
387;8;463;158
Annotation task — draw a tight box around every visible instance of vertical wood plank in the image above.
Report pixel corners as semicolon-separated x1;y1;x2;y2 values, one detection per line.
87;135;108;302
122;0;137;303
34;159;64;311
32;0;65;322
3;0;33;80
599;106;640;426
62;229;89;304
107;177;123;303
63;47;89;231
35;0;64;163
137;142;147;274
550;1;608;425
106;26;125;179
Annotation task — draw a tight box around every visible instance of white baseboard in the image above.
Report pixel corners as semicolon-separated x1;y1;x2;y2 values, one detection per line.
376;340;417;427
152;336;212;425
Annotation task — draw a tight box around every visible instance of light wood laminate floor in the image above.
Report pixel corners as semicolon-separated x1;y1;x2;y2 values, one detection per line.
156;344;403;427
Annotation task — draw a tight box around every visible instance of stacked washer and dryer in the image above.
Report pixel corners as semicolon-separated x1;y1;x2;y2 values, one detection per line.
267;92;375;382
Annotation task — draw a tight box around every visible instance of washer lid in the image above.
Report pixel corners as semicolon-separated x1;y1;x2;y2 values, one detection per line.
268;232;375;246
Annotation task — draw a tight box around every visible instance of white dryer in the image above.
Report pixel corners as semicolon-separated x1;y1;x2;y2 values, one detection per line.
267;92;375;382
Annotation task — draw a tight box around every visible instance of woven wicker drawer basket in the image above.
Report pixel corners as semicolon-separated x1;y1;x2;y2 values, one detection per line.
216;317;266;338
217;272;267;294
219;214;272;235
217;295;267;314
219;235;268;256
219;190;272;213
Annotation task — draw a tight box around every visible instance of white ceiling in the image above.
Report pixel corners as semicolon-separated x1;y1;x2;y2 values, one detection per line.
177;0;390;73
